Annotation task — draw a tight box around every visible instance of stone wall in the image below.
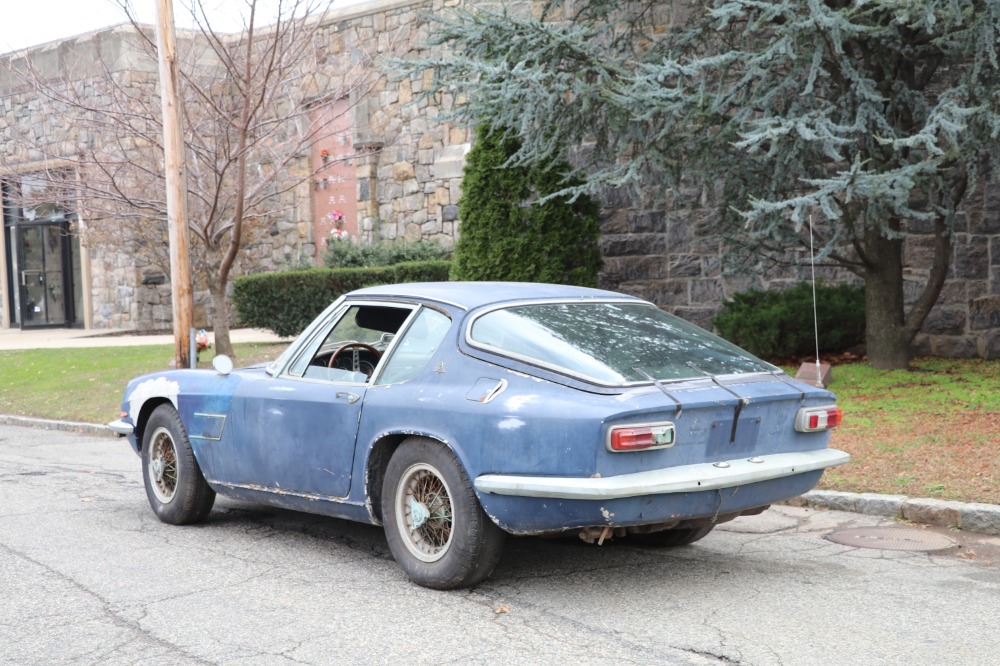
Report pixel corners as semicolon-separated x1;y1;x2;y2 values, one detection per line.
598;188;1000;359
2;0;997;357
910;182;1000;359
314;0;472;248
0;24;325;330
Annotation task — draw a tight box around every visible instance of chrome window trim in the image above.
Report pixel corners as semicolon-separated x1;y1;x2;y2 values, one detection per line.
373;305;454;387
464;299;778;388
356;294;469;311
266;295;347;377
280;299;419;384
367;305;425;385
190;413;227;441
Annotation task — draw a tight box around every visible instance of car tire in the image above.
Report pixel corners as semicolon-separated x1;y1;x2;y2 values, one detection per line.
141;404;216;525
382;437;505;589
634;524;715;547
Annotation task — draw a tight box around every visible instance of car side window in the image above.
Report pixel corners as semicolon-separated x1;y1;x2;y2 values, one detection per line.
376;308;451;385
288;304;414;382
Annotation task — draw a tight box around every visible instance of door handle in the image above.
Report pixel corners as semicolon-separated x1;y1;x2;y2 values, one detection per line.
21;271;42;286
336;391;360;404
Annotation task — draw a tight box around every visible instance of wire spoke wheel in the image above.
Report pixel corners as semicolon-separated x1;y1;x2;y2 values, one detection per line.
147;426;179;504
382;437;506;589
396;463;454;562
141;404;216;525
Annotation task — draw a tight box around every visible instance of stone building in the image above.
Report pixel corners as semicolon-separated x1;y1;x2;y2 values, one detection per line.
1;0;997;357
0;0;469;333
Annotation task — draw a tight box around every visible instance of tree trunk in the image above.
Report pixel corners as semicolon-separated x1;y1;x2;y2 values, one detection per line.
209;279;234;358
863;227;912;370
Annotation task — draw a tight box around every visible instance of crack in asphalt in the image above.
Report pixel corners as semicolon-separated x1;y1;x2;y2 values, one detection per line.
0;541;216;665
463;582;721;665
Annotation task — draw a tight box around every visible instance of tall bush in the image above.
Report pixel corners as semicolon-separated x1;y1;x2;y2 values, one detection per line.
713;282;866;361
450;124;602;286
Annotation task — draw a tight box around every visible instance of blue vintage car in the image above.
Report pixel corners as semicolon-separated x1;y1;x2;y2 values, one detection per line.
110;282;847;589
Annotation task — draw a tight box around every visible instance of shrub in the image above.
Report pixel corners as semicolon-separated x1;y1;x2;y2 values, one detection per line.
232;260;451;337
323;238;451;268
393;259;451;283
450;124;602;287
713;282;866;360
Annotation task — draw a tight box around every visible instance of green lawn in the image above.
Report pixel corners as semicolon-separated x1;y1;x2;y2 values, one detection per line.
1;347;997;503
0;343;286;424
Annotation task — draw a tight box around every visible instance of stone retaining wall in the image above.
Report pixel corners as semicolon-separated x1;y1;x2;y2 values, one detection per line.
2;0;997;356
598;195;1000;358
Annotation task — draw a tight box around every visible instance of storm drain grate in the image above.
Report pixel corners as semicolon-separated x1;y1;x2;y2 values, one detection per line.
825;527;958;552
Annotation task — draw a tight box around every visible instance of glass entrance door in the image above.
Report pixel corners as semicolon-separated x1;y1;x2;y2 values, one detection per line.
18;224;68;327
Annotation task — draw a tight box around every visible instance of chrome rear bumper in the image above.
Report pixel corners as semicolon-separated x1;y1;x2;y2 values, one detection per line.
475;449;850;500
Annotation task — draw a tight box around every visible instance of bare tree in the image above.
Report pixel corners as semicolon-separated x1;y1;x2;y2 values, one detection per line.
3;0;382;356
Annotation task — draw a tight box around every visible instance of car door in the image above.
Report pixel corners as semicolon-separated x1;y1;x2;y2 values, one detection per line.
221;302;416;498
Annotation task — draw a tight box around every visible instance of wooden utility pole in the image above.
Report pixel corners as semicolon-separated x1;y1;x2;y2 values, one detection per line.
155;0;194;368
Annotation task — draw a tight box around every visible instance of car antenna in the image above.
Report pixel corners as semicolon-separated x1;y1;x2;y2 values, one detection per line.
808;214;821;386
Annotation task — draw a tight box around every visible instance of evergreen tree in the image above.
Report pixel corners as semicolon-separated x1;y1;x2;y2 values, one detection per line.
451;123;602;287
406;0;1000;369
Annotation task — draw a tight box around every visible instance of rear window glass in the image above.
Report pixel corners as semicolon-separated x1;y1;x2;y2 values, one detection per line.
469;301;774;384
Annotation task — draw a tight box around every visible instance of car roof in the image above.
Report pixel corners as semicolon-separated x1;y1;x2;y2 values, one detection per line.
347;282;645;310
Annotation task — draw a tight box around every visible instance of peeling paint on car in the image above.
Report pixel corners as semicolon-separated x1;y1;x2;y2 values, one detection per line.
126;376;179;423
503;394;539;411
497;417;525;431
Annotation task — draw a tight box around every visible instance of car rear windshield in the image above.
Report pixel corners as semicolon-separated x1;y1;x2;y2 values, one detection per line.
469;301;775;384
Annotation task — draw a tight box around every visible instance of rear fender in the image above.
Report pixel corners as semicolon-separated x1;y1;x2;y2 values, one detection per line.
362;430;458;525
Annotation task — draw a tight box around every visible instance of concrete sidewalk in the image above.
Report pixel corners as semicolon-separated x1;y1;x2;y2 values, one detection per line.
0;326;288;350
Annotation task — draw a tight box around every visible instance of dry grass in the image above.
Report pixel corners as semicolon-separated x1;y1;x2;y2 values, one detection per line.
814;358;1000;504
824;411;1000;504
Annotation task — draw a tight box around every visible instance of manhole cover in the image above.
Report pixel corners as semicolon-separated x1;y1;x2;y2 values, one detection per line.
825;527;958;552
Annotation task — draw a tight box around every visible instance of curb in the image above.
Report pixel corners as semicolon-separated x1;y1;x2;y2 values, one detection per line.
785;490;1000;536
0;415;115;437
3;415;999;536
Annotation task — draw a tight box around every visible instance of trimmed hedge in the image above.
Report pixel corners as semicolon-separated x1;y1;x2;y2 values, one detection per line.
232;260;451;337
323;238;451;268
713;282;866;360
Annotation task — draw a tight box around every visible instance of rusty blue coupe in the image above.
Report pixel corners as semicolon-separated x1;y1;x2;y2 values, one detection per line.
109;282;848;589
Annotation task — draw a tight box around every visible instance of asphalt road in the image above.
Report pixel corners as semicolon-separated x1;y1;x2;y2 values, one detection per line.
2;424;998;666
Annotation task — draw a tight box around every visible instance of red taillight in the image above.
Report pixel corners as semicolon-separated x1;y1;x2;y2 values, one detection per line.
796;406;843;432
611;428;653;451
608;423;675;452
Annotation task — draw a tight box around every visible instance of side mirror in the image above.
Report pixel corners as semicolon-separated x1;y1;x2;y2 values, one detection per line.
212;354;234;376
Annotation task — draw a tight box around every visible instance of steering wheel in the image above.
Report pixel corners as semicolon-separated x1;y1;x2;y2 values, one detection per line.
328;342;381;376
